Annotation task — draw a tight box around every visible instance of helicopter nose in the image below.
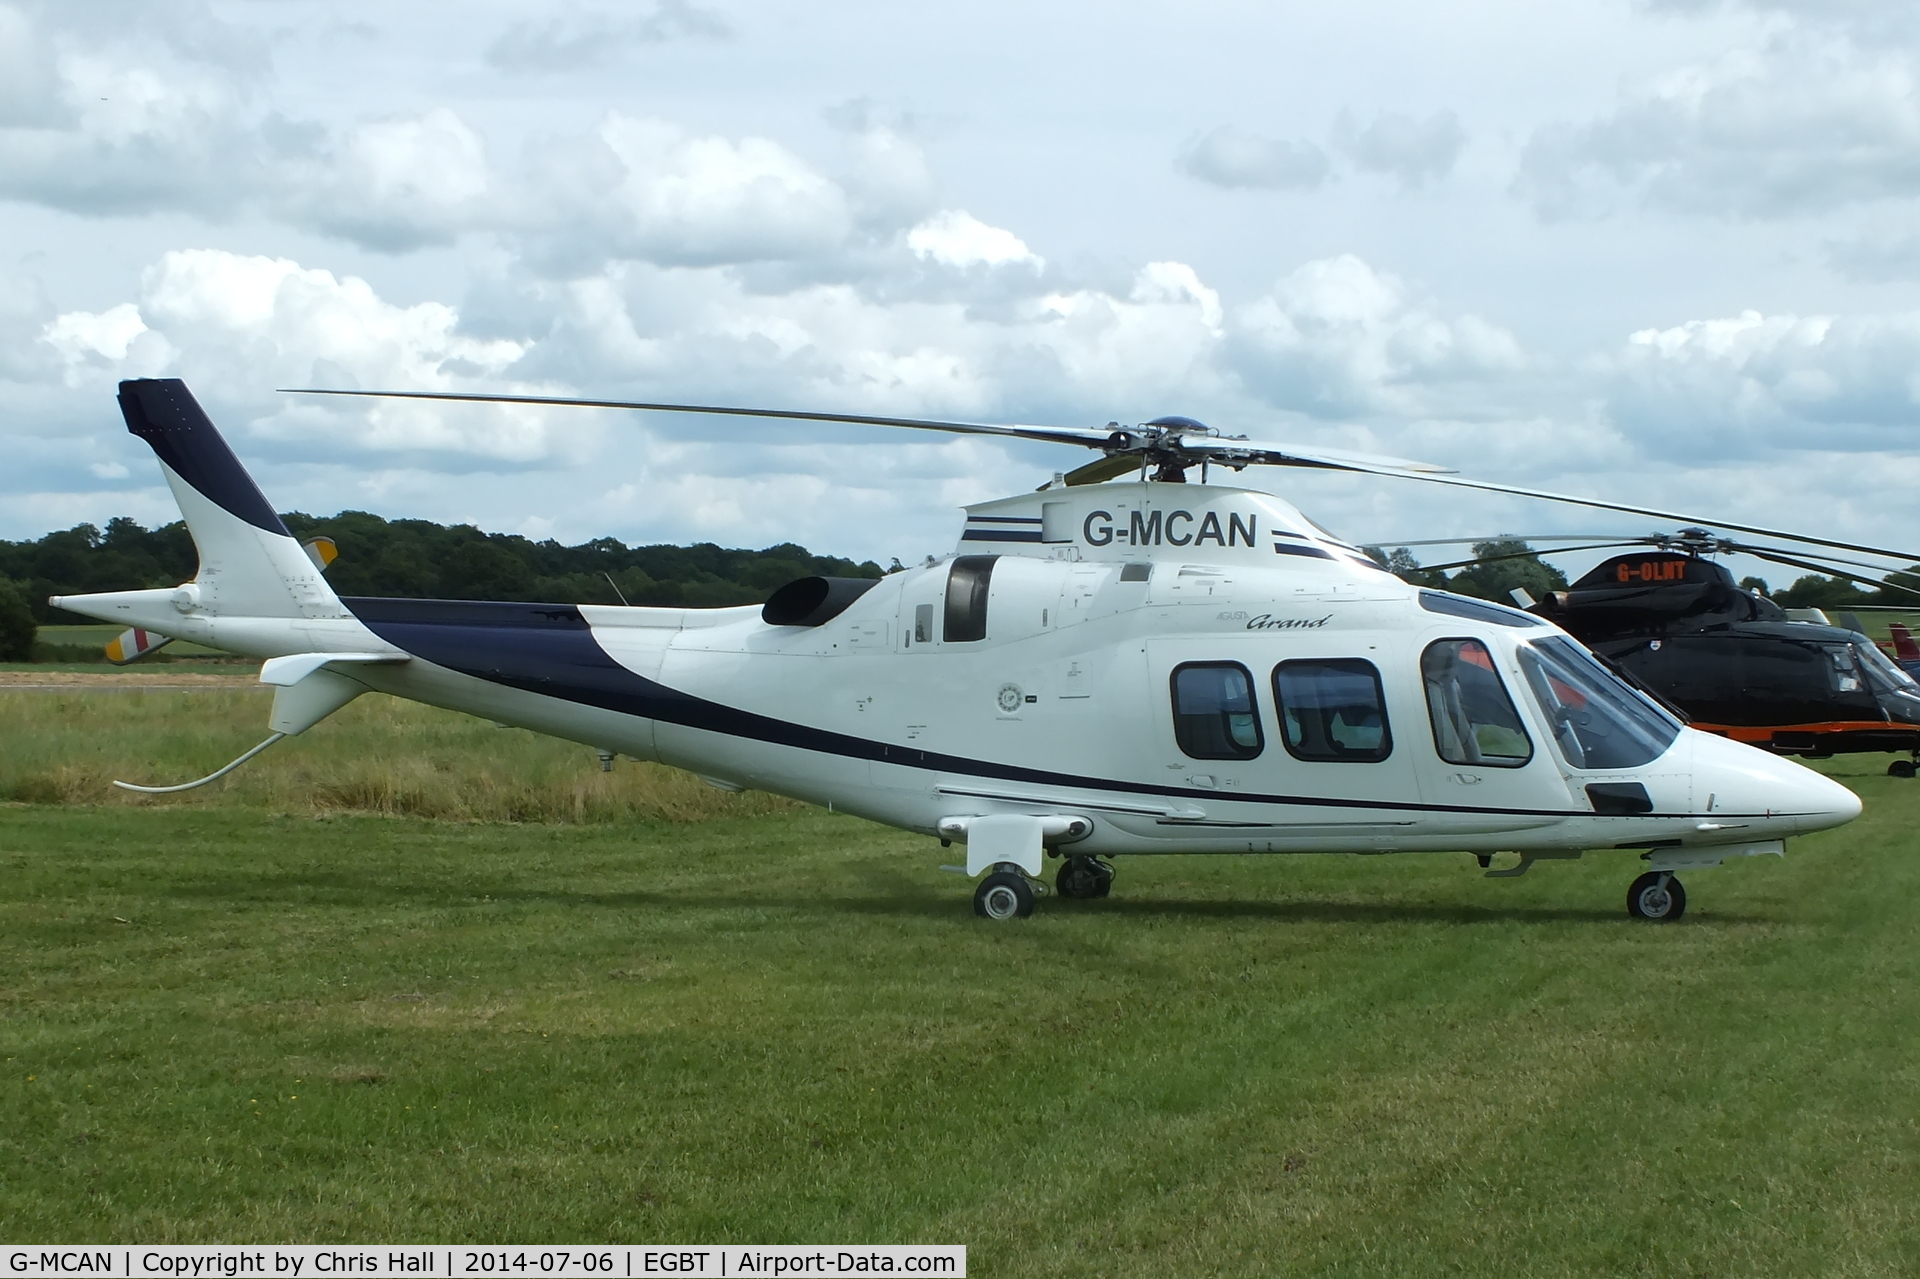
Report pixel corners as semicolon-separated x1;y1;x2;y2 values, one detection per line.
1686;729;1861;834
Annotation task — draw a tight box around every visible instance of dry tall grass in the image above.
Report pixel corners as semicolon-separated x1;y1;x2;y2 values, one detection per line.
0;687;798;822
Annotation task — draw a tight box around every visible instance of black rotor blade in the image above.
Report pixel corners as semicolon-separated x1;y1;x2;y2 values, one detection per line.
1734;547;1920;602
1720;541;1920;579
1414;543;1646;574
1319;460;1920;564
281;388;1118;450
1369;534;1650;549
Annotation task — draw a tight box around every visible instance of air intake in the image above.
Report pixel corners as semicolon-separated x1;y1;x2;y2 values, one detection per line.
762;576;881;627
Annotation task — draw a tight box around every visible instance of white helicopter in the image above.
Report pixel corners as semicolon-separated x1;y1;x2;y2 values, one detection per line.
57;378;1879;922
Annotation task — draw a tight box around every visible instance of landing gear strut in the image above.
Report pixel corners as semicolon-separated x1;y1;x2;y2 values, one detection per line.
1627;871;1687;921
1055;854;1115;900
973;869;1036;919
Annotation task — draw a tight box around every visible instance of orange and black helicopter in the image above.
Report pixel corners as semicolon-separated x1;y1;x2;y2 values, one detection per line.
1392;530;1920;776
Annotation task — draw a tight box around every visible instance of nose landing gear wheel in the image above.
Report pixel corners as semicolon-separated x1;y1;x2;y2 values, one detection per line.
1888;759;1916;778
1055;855;1114;900
974;871;1036;920
1627;871;1686;921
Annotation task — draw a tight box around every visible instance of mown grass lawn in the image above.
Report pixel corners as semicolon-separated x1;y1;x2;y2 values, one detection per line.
1;728;1917;1274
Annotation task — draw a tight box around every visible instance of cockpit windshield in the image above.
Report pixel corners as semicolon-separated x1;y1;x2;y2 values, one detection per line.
1855;639;1920;693
1518;636;1683;770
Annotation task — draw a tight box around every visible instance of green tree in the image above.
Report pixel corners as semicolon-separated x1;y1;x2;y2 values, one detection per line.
1445;539;1568;605
0;577;35;661
1878;564;1920;606
1776;574;1874;611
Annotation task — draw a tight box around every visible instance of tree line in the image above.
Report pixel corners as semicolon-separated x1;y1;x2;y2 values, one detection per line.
0;510;886;632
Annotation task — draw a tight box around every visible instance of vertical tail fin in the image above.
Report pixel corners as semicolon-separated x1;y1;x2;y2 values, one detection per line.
118;379;343;619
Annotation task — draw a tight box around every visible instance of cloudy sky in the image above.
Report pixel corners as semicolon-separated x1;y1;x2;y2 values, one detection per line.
6;0;1920;583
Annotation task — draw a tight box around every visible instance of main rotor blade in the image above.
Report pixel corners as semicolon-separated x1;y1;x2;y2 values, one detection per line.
281;388;1120;450
1374;534;1651;549
283;387;1920;564
1323;462;1920;564
1184;435;1455;475
1733;548;1920;602
1720;542;1920;579
1414;543;1647;574
1377;534;1919;579
290;388;1469;479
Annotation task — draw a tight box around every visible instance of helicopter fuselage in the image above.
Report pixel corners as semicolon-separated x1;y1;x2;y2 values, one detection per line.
1538;551;1920;757
63;475;1861;870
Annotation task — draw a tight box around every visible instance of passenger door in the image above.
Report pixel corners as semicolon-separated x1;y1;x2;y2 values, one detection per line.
1407;629;1582;832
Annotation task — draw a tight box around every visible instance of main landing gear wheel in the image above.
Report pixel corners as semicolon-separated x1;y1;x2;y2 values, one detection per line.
1888;759;1916;778
1055;855;1115;900
1627;871;1687;921
974;871;1036;920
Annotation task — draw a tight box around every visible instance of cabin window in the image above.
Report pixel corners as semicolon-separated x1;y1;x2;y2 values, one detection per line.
1822;644;1864;694
1856;640;1919;692
1170;662;1263;760
913;603;933;644
943;555;997;642
1272;659;1392;762
1517;636;1681;770
1421;639;1534;767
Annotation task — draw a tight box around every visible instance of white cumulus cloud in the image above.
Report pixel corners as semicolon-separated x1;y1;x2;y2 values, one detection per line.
1607;305;1920;456
907;211;1041;270
45;249;549;461
518;115;854;272
278;108;493;252
1228;255;1526;420
43;302;155;381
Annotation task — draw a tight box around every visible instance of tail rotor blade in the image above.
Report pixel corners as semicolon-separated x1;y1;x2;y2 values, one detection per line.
104;627;173;665
301;536;338;572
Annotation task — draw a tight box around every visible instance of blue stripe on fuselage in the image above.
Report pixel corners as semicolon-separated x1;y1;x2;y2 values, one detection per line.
339;596;1698;820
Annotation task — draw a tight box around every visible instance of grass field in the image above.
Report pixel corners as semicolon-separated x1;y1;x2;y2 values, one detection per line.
2;690;1918;1274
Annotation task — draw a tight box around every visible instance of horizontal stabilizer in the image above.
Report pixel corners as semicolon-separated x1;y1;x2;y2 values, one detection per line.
260;651;409;686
